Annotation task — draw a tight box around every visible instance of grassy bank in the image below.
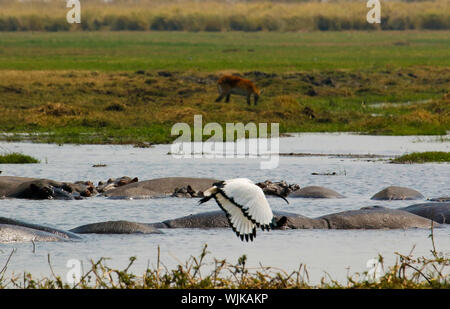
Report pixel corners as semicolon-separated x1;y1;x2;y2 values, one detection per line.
0;0;449;31
0;243;448;289
1;31;450;71
0;31;448;144
0;68;448;144
392;152;450;164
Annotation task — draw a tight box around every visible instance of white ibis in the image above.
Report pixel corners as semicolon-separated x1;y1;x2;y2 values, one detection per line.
199;178;289;242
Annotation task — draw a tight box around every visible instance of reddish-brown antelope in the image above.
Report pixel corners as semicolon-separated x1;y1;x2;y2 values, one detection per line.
215;75;263;106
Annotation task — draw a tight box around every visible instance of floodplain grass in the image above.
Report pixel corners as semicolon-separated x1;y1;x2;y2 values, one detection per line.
0;31;449;71
0;67;448;144
392;152;450;164
0;31;448;144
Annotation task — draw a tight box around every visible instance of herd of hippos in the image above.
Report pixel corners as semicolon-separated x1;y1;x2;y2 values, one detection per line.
0;175;449;243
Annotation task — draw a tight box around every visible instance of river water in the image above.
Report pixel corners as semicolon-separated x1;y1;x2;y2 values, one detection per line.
0;133;449;284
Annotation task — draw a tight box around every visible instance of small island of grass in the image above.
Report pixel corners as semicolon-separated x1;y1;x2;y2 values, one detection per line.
0;152;40;164
392;152;450;164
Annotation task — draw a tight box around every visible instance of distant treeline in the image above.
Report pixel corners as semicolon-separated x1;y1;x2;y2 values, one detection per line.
0;0;448;31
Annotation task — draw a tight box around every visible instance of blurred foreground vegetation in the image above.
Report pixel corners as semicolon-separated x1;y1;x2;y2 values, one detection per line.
0;242;448;289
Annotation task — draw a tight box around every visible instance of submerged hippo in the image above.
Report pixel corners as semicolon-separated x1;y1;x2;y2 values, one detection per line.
0;176;95;200
0;225;68;243
160;207;433;230
103;177;219;199
429;197;450;202
155;210;326;230
70;220;162;234
0;217;81;243
288;186;345;199
401;202;450;224
317;206;434;229
0;176;35;197
96;176;139;193
371;186;424;200
256;180;300;197
71;205;437;234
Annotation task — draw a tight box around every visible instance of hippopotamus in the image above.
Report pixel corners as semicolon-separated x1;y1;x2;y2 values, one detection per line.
428;197;450;202
401;202;450;224
68;211;316;232
152;210;326;229
316;206;434;229
371;186;424;200
288;186;345;199
256;180;300;197
0;225;68;243
0;176;96;200
171;185;202;198
158;207;432;230
70;220;162;234
70;205;437;234
103;177;219;199
96;176;139;193
0;217;81;243
0;176;35;197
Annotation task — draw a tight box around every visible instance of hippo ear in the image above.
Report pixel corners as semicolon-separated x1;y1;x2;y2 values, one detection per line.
29;183;40;192
132;177;138;183
276;216;288;227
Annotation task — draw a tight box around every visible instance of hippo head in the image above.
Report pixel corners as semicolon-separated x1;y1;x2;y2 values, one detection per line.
273;216;289;230
29;183;55;199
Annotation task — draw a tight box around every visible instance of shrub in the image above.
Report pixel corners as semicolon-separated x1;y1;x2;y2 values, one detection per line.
420;14;448;30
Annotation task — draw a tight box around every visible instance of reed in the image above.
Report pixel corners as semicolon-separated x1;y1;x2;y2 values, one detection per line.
0;0;448;31
0;240;448;289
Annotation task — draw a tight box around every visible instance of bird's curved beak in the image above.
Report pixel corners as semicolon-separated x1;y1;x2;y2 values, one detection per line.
274;193;289;204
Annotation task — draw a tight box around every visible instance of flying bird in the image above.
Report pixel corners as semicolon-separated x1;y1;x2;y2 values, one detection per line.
199;178;289;242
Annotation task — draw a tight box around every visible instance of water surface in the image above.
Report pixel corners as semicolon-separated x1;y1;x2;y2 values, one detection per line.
0;133;448;284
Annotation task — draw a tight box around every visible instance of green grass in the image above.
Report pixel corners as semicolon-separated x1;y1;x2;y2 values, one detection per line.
0;31;449;71
0;152;39;164
392;152;450;164
0;31;449;144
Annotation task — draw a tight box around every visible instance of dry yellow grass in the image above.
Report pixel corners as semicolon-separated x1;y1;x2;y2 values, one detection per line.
0;0;448;31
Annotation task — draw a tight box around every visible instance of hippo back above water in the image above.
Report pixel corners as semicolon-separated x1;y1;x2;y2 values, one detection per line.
401;202;450;224
103;177;219;199
0;217;81;243
371;186;424;201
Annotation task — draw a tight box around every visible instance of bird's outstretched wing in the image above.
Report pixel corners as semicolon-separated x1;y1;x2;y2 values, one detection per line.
200;178;276;241
214;192;256;242
217;178;275;231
